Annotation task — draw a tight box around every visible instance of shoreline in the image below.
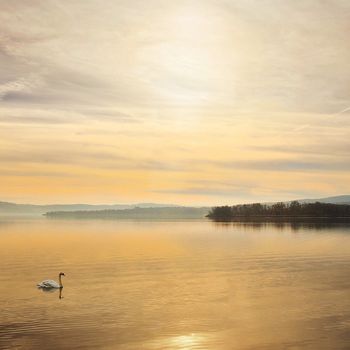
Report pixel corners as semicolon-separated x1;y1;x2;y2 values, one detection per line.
208;216;350;223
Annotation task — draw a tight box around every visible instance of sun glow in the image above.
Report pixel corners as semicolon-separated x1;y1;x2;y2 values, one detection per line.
139;5;229;106
168;333;206;349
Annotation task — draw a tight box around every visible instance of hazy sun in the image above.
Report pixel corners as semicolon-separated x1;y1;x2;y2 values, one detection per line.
138;4;228;106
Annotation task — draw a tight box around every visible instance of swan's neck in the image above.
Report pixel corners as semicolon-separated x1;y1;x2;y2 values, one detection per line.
59;275;63;288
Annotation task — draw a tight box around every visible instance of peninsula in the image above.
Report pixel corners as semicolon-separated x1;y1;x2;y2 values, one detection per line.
207;201;350;222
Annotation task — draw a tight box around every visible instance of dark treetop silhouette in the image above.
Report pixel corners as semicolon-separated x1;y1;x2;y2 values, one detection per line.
207;201;350;222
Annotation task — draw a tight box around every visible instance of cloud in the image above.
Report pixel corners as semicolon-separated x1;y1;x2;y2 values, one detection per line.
0;115;67;124
153;187;252;197
0;76;41;100
253;145;350;158
0;169;74;178
214;159;350;172
334;106;350;116
0;147;184;172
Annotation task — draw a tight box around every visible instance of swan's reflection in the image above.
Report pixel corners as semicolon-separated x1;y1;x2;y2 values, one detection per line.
38;287;64;299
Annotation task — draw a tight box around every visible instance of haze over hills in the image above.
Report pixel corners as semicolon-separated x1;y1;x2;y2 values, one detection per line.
1;195;349;216
296;195;350;205
263;195;350;206
0;201;178;215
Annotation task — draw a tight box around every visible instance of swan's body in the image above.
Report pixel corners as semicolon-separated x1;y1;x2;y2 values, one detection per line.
37;272;65;289
37;279;60;288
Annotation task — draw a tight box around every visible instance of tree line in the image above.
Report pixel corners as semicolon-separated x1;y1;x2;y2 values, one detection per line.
207;201;350;221
44;206;209;219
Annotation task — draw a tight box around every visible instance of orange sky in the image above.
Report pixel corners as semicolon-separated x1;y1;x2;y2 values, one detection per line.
0;0;350;205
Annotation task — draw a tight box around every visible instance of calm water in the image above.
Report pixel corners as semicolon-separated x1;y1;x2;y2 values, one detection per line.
1;219;350;350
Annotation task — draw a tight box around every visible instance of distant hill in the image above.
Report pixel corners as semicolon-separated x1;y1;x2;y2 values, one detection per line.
263;195;350;206
0;201;177;215
295;195;350;205
44;207;210;220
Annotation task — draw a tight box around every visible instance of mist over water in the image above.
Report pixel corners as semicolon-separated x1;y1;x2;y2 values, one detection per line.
1;219;350;349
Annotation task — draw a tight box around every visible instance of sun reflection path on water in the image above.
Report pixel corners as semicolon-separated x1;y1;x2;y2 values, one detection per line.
151;333;214;350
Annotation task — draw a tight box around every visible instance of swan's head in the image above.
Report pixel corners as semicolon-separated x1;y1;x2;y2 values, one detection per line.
59;272;65;277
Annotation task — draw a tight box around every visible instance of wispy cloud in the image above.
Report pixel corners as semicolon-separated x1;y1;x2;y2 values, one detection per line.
334;106;350;117
0;77;41;100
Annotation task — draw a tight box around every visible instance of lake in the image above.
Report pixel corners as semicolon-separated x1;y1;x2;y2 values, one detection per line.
1;218;350;349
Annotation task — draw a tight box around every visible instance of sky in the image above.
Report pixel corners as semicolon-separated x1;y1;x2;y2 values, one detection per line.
0;0;350;205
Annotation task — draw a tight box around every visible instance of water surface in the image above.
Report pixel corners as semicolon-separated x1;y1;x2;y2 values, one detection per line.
1;219;350;349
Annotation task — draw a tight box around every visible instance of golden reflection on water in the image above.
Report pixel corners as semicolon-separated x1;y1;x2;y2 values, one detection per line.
147;333;212;350
1;218;350;350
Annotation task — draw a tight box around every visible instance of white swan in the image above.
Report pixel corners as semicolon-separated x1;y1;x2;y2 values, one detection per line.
37;272;65;289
